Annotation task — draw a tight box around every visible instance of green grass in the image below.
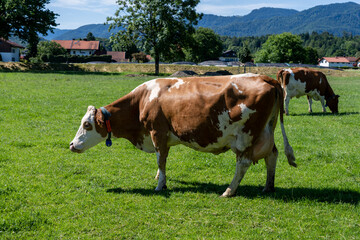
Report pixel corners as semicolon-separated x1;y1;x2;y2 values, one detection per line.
0;71;359;239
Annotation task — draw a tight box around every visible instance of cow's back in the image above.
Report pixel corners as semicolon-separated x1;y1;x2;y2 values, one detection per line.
133;74;279;154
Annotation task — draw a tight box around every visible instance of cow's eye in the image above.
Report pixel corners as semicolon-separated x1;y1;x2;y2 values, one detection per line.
83;121;92;130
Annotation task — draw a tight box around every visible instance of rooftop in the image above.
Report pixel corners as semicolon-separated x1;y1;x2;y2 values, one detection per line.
52;40;100;50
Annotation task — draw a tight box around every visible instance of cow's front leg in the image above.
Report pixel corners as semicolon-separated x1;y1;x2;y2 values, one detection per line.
263;145;278;192
320;96;326;113
307;96;313;113
221;156;252;197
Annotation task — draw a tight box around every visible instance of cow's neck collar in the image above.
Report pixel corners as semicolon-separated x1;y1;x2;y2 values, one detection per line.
100;107;112;147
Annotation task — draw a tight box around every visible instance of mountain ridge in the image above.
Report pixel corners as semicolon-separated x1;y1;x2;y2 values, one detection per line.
44;2;360;40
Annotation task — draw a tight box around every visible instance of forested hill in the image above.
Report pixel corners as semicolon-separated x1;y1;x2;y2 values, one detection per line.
197;2;360;37
45;2;360;40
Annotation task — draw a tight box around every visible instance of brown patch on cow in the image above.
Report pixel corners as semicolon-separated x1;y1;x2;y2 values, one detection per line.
94;109;107;138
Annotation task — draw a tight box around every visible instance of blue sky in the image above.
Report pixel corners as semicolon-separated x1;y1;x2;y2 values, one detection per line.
48;0;360;29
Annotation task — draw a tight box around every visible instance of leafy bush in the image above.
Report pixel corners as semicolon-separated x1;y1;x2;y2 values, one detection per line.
131;52;149;63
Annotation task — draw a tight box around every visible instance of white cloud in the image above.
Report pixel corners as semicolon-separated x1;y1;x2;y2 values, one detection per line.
49;0;117;13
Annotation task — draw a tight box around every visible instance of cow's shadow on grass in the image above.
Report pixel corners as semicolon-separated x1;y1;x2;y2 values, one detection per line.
290;111;359;117
107;179;359;205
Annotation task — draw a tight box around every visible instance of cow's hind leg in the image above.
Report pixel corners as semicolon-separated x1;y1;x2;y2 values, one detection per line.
263;145;278;192
155;150;169;191
150;130;170;191
221;155;252;197
284;95;291;115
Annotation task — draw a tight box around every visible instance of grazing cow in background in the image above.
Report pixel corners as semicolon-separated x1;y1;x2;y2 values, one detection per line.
70;74;296;197
277;68;339;115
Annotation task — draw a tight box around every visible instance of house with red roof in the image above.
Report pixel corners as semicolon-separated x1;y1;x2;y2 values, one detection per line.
0;38;25;62
318;56;360;68
52;40;100;56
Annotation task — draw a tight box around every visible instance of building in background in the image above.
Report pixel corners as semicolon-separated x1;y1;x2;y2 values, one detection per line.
0;38;24;62
318;57;359;68
52;40;100;56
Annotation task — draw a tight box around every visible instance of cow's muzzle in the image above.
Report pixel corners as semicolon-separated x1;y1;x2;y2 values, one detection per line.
69;142;83;153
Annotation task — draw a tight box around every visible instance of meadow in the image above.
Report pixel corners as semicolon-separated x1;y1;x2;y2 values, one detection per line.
0;70;359;239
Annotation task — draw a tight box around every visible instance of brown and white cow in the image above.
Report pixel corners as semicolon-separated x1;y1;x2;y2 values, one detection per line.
70;73;296;197
277;68;339;115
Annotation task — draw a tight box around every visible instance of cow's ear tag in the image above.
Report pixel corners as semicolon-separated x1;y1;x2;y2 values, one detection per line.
106;139;112;147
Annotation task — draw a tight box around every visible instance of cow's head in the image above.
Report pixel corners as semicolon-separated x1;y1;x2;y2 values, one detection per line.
70;106;107;153
326;95;340;114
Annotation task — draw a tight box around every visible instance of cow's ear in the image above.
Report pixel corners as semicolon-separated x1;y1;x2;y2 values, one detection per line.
336;95;340;98
95;108;105;127
87;105;96;112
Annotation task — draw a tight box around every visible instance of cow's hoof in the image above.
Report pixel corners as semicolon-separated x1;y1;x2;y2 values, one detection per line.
220;188;234;198
155;185;167;191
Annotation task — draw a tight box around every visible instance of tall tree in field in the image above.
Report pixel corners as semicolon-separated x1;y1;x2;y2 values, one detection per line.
1;0;57;58
184;27;223;63
255;32;305;63
107;0;202;75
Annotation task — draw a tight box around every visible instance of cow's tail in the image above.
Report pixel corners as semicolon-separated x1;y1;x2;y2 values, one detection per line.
276;82;297;167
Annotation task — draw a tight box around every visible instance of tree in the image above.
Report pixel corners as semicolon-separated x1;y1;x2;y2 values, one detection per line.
132;52;149;63
111;40;139;61
184;27;223;63
107;0;202;75
238;44;252;63
255;33;305;63
86;32;96;41
304;47;319;65
0;0;12;39
1;0;57;58
37;41;67;61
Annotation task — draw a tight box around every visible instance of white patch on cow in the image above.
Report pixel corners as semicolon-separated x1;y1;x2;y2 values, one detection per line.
319;77;322;84
284;68;293;74
307;89;322;101
231;73;260;79
231;82;243;94
284;70;306;99
172;104;256;154
131;79;161;102
238;103;256;122
168;78;185;92
70;106;105;152
135;134;155;153
145;79;161;102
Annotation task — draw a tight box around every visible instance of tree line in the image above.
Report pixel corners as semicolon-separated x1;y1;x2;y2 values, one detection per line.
2;0;360;74
222;31;360;64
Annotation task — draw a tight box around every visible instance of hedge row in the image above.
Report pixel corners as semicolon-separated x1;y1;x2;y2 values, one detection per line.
41;54;112;63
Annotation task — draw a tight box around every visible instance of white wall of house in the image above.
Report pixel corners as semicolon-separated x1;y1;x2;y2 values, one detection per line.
0;48;21;62
319;59;329;67
69;50;95;56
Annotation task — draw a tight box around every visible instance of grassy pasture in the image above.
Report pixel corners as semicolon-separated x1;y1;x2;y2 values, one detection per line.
0;71;359;239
